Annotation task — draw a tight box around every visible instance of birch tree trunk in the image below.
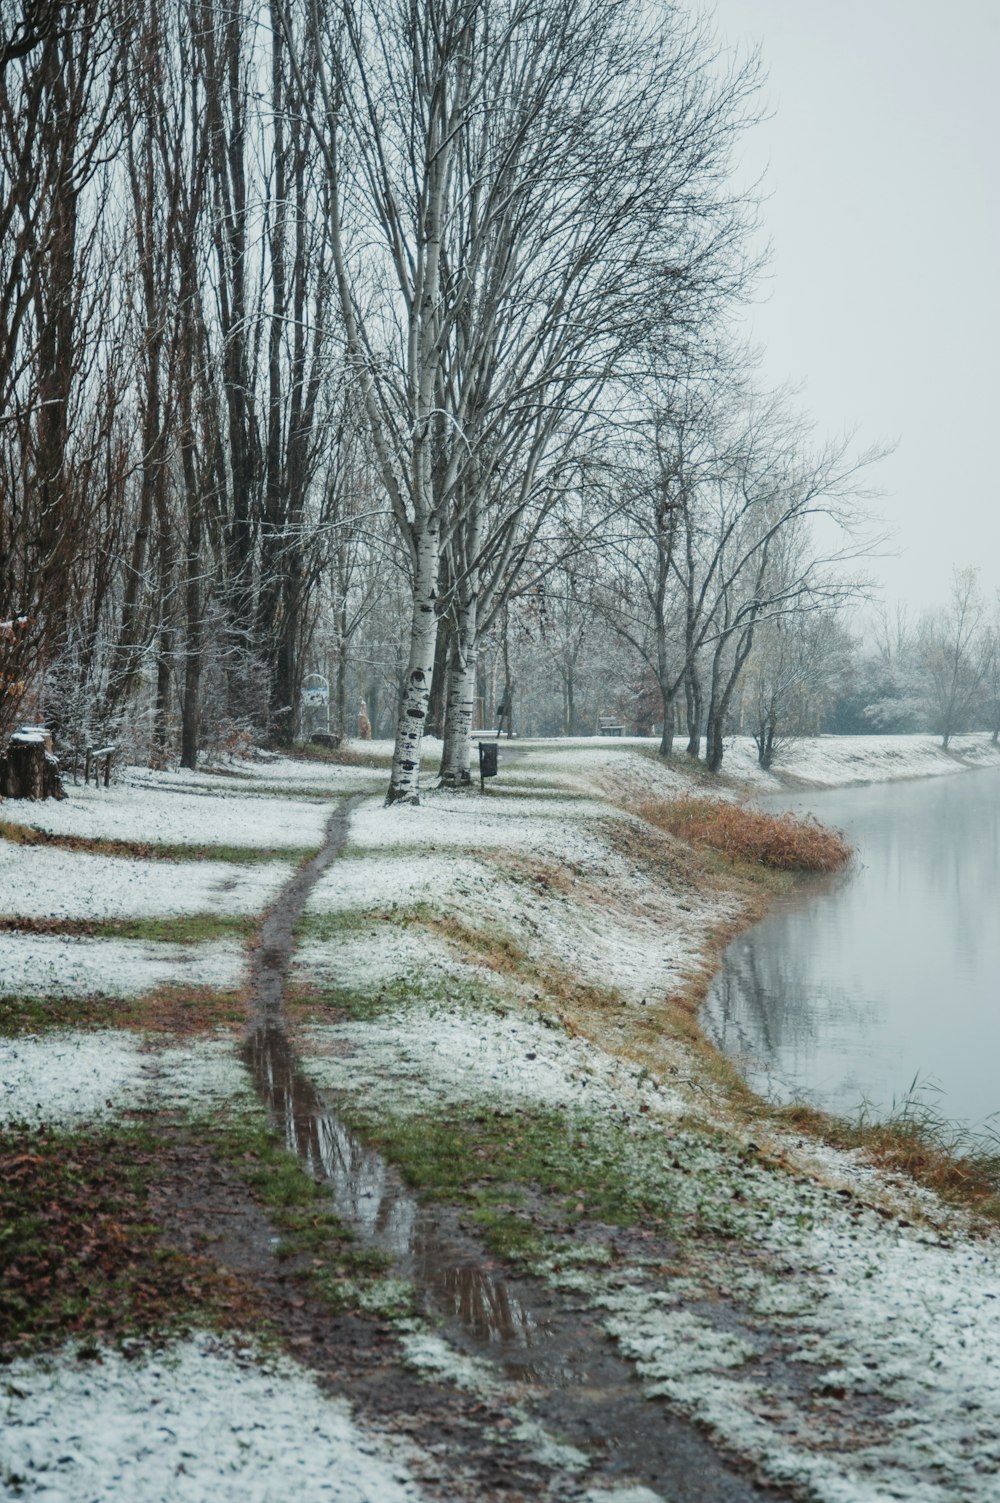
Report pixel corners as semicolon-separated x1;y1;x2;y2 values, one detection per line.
386;523;440;804
440;596;478;786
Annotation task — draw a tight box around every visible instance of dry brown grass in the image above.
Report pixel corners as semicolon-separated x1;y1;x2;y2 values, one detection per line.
638;797;852;873
0;985;246;1038
774;1101;1000;1225
0;818;148;860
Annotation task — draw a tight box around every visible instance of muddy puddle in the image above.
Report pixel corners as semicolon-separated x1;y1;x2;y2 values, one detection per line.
242;799;781;1502
244;1023;545;1375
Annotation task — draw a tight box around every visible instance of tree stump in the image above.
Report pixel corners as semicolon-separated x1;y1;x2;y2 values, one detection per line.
0;731;65;800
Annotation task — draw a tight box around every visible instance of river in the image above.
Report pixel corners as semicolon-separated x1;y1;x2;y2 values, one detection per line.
702;765;1000;1130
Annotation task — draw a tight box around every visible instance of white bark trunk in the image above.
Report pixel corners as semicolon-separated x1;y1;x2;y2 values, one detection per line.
440;602;477;787
386;524;439;804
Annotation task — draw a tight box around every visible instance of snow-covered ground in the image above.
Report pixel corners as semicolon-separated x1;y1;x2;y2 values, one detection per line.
125;751;387;793
5;733;1000;1502
301;997;684;1119
0;1030;253;1124
499;730;1000;792
0;1335;427;1503
0;840;290;921
0;931;245;998
723;730;1000;788
11;780;332;848
575;1140;1000;1503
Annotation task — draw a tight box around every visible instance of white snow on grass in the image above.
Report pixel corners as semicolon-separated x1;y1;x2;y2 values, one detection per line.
464;731;1000;797
0;1029;252;1124
398;1328;499;1393
580;1490;668;1503
306;849;492;914
0;931;245;998
294;927;487;996
347;786;611;857
310;789;726;1016
0;1334;427;1503
0;839;291;921
13;781;331;848
547;1135;1000;1503
300;997;683;1119
722;731;1000;789
124;750;387;793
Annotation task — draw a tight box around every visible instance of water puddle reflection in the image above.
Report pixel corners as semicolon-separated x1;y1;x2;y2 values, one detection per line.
243;1023;546;1372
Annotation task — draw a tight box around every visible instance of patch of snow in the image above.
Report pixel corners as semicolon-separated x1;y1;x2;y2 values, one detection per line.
348;787;611;857
310;799;726;1019
301;998;683;1119
398;1329;590;1473
123;752;386;794
0;931;245;998
14;782;331;848
306;850;492;915
293;928;487;995
0;1030;252;1124
580;1489;669;1503
508;1417;589;1472
0;840;290;920
398;1329;498;1393
0;1335;427;1502
553;1130;1000;1503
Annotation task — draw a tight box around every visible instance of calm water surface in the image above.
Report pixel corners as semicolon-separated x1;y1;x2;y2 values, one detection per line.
702;767;1000;1128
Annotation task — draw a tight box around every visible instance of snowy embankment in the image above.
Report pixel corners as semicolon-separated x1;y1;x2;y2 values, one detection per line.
4;735;1000;1502
302;736;1000;1503
722;729;1000;788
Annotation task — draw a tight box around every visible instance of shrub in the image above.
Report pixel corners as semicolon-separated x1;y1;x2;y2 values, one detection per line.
639;797;851;873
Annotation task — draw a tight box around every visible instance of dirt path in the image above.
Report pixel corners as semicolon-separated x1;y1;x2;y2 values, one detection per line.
226;796;789;1503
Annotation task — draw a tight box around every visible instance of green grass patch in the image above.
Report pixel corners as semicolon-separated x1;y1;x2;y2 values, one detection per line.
0;913;255;943
335;1104;677;1263
293;908;394;943
201;1116;403;1313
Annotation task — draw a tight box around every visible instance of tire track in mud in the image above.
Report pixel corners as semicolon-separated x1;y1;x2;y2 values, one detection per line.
244;794;786;1503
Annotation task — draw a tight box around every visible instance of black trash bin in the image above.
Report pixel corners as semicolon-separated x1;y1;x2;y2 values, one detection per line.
477;740;498;790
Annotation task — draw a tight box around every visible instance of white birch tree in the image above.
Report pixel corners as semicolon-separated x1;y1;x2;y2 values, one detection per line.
283;0;760;801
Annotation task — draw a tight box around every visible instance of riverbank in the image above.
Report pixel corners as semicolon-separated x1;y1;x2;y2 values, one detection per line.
3;734;1000;1502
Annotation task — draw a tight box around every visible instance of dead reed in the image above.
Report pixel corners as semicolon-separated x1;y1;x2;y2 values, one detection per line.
638;797;852;873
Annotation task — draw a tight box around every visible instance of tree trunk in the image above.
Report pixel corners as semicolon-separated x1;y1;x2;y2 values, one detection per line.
440;598;477;787
658;686;676;756
180;514;203;772
386;525;440;804
426;609;452;741
501;605;514;739
685;669;702;758
0;734;65;800
564;667;576;737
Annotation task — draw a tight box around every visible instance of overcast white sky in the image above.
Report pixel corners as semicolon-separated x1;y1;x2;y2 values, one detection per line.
708;0;1000;611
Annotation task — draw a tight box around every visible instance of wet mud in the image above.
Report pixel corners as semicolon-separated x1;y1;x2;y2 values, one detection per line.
242;798;787;1502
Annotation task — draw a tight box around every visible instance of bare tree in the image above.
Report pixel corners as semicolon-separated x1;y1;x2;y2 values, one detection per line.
742;609;853;769
919;567;987;749
0;0;126;739
282;0;760;802
597;362;883;770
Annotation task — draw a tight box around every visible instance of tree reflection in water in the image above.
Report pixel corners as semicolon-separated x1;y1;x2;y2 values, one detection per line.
243;1024;540;1361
